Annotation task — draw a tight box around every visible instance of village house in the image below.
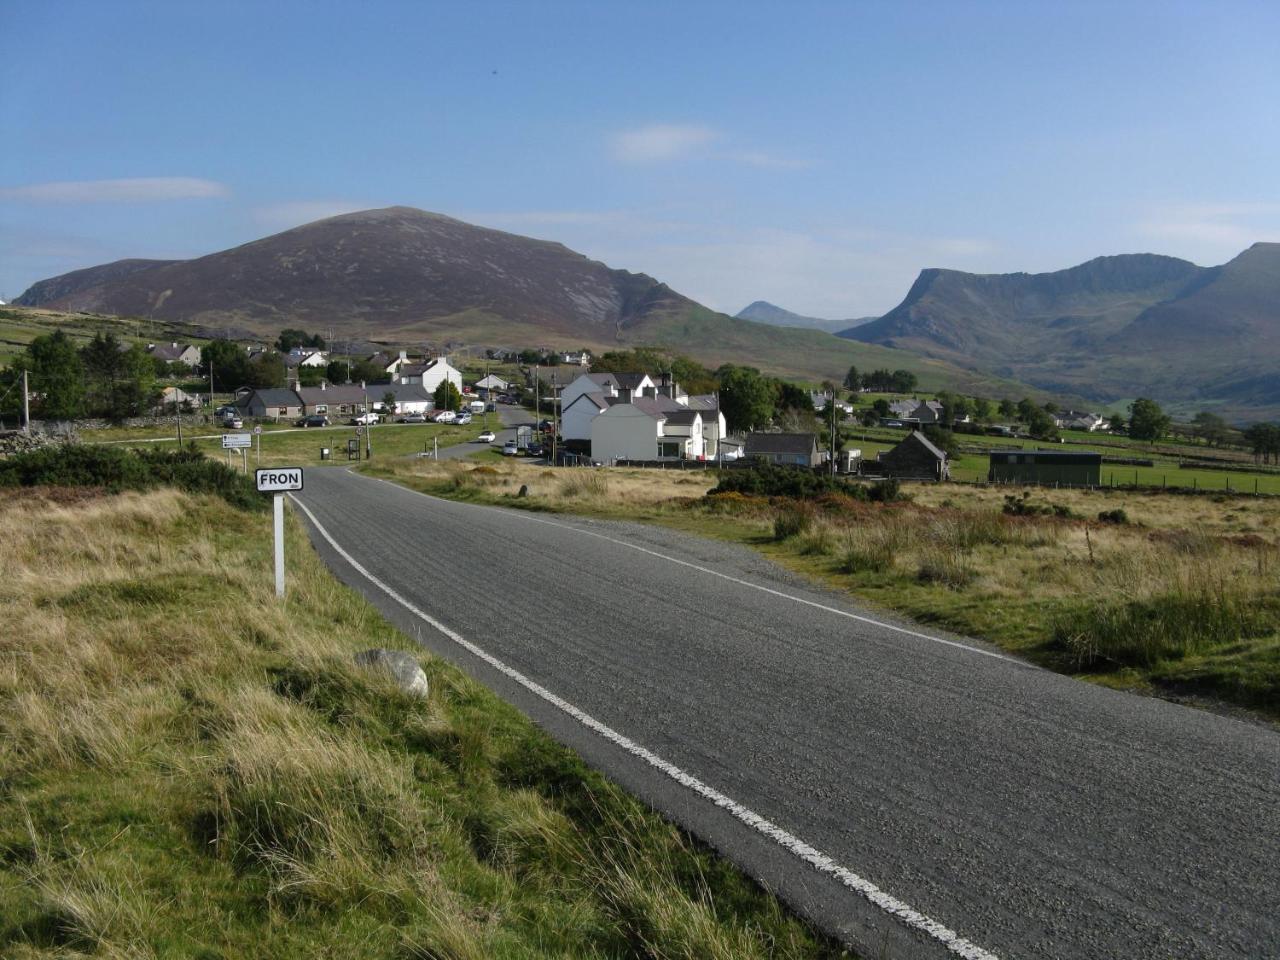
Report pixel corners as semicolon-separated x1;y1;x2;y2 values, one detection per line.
147;342;202;367
370;382;436;417
744;432;825;467
393;356;462;394
295;383;371;418
283;348;329;370
874;430;949;480
237;387;304;421
1054;410;1110;432
589;398;705;463
474;373;510;396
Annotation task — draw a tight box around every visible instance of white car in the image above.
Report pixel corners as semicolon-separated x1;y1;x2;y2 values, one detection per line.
352;412;379;425
476;431;497;443
502;440;519;456
433;410;457;423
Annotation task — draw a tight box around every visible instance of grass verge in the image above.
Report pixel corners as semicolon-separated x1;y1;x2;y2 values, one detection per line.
361;458;1280;722
0;485;847;959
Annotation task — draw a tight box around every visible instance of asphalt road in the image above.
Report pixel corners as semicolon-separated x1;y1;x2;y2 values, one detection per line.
292;468;1280;960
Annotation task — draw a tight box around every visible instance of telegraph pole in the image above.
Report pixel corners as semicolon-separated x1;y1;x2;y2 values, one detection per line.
21;369;30;434
551;373;559;465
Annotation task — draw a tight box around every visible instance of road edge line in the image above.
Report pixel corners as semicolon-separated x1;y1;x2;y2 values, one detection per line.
289;492;1001;960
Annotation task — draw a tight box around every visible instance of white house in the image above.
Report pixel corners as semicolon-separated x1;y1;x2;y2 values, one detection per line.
590;403;664;463
396;357;462;395
561;350;591;366
284;348;329;369
561;391;611;442
475;373;509;394
147;342;203;367
559;371;656;411
368;382;435;416
660;409;705;459
686;395;728;458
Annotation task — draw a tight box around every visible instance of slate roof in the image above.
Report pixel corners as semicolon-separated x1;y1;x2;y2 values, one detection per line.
243;388;302;408
664;409;701;426
745;432;818;455
295;384;369;405
148;343;193;362
899;430;947;460
565;392;609;412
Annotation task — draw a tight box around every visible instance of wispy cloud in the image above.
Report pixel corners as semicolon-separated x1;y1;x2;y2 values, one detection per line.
732;151;813;170
1135;201;1280;258
251;200;371;229
0;177;229;203
611;124;719;163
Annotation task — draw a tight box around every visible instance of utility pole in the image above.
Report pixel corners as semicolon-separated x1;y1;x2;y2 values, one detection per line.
364;395;372;459
829;388;837;477
535;363;540;425
551;373;559;465
175;393;183;446
21;369;30;434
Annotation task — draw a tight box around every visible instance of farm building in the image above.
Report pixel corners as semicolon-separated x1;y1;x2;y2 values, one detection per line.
988;450;1102;485
874;430;949;480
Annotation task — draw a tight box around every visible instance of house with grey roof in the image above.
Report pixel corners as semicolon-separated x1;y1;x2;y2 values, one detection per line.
295;383;371;418
237;387;304;420
147;342;202;366
744;432;825;467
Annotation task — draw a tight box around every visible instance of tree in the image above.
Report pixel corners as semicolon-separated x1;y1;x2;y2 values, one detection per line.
20;330;85;419
111;343;159;418
922;424;959;458
1042;401;1059;414
871;398;891;418
998;398;1017;419
326;359;350;384
1016;397;1037;422
973;397;993;422
298;364;325;387
433;379;462;412
204;339;251;391
1243;423;1280;465
890;369;917;393
246;353;285;389
382;391;398;417
276;328;325;352
843;365;861;392
1192;411;1230;447
1108;410;1127;433
1128;398;1170;442
717;365;774;431
773;380;813;418
349;358;387;384
1024;407;1059;441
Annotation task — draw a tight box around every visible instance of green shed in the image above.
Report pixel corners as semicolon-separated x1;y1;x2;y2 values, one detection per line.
988;450;1102;486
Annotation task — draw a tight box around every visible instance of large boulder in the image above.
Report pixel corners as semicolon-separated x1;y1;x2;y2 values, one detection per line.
353;648;429;698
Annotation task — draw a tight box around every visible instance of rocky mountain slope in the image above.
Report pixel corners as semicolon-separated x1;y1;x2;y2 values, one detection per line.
735;300;874;334
841;246;1280;419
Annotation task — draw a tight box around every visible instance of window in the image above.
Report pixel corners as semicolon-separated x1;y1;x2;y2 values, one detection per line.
316;404;327;413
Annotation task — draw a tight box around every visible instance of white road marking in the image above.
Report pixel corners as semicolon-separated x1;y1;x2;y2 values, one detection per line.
368;473;1023;666
289;493;1001;960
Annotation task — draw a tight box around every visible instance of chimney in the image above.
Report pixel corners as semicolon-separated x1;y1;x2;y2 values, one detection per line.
320;381;326;391
360;380;366;389
171;342;178;349
619;386;632;403
399;349;407;362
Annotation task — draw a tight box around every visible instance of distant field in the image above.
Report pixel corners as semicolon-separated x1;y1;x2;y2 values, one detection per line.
86;420;491;467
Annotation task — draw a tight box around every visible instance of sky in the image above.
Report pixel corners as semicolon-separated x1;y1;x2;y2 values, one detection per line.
2;0;1279;318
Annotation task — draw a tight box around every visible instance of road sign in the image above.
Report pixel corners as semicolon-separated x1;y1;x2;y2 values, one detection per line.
253;425;262;435
222;432;252;449
355;426;365;437
255;467;304;492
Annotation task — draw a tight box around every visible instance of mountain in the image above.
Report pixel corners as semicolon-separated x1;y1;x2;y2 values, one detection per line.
841;246;1280;420
14;206;1036;395
735;300;875;335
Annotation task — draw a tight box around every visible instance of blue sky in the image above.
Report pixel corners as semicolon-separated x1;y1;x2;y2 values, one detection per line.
2;0;1278;317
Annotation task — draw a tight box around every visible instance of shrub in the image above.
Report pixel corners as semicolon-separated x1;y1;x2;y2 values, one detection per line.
1054;588;1274;668
1097;508;1129;525
867;477;906;503
0;444;262;510
712;463;859;499
916;546;976;589
772;505;814;540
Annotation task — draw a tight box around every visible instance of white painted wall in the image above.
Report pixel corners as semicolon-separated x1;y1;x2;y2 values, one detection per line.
562;393;605;441
591;405;662;463
421;359;463;394
560;373;614;411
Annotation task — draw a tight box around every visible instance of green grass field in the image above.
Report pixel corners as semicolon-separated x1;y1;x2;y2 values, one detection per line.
0;482;843;959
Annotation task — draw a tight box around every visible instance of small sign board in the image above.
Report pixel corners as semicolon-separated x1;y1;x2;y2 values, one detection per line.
222;432;252;449
253;425;262;435
255;467;304;493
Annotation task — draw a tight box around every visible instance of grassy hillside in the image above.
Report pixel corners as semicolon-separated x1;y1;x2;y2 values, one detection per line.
0;484;843;958
625;303;1048;396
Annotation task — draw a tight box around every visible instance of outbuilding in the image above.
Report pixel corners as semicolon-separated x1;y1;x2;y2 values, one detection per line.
988;450;1102;486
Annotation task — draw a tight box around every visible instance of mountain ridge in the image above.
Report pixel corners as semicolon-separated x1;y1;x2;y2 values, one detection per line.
840;246;1280;420
735;300;875;334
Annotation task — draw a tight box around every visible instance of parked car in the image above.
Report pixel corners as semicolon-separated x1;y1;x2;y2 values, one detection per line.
476;430;497;443
537;419;554;432
296;415;329;428
485;402;497;412
502;440;519;456
398;412;427;424
215;405;238;419
455;413;473;425
352;411;380;425
433;410;457;423
222;415;243;429
526;443;545;458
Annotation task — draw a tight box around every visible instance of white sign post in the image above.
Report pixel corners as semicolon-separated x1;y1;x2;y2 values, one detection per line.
256;468;304;599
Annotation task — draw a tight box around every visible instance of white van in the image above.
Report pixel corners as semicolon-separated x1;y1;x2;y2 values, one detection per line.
469;400;486;414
